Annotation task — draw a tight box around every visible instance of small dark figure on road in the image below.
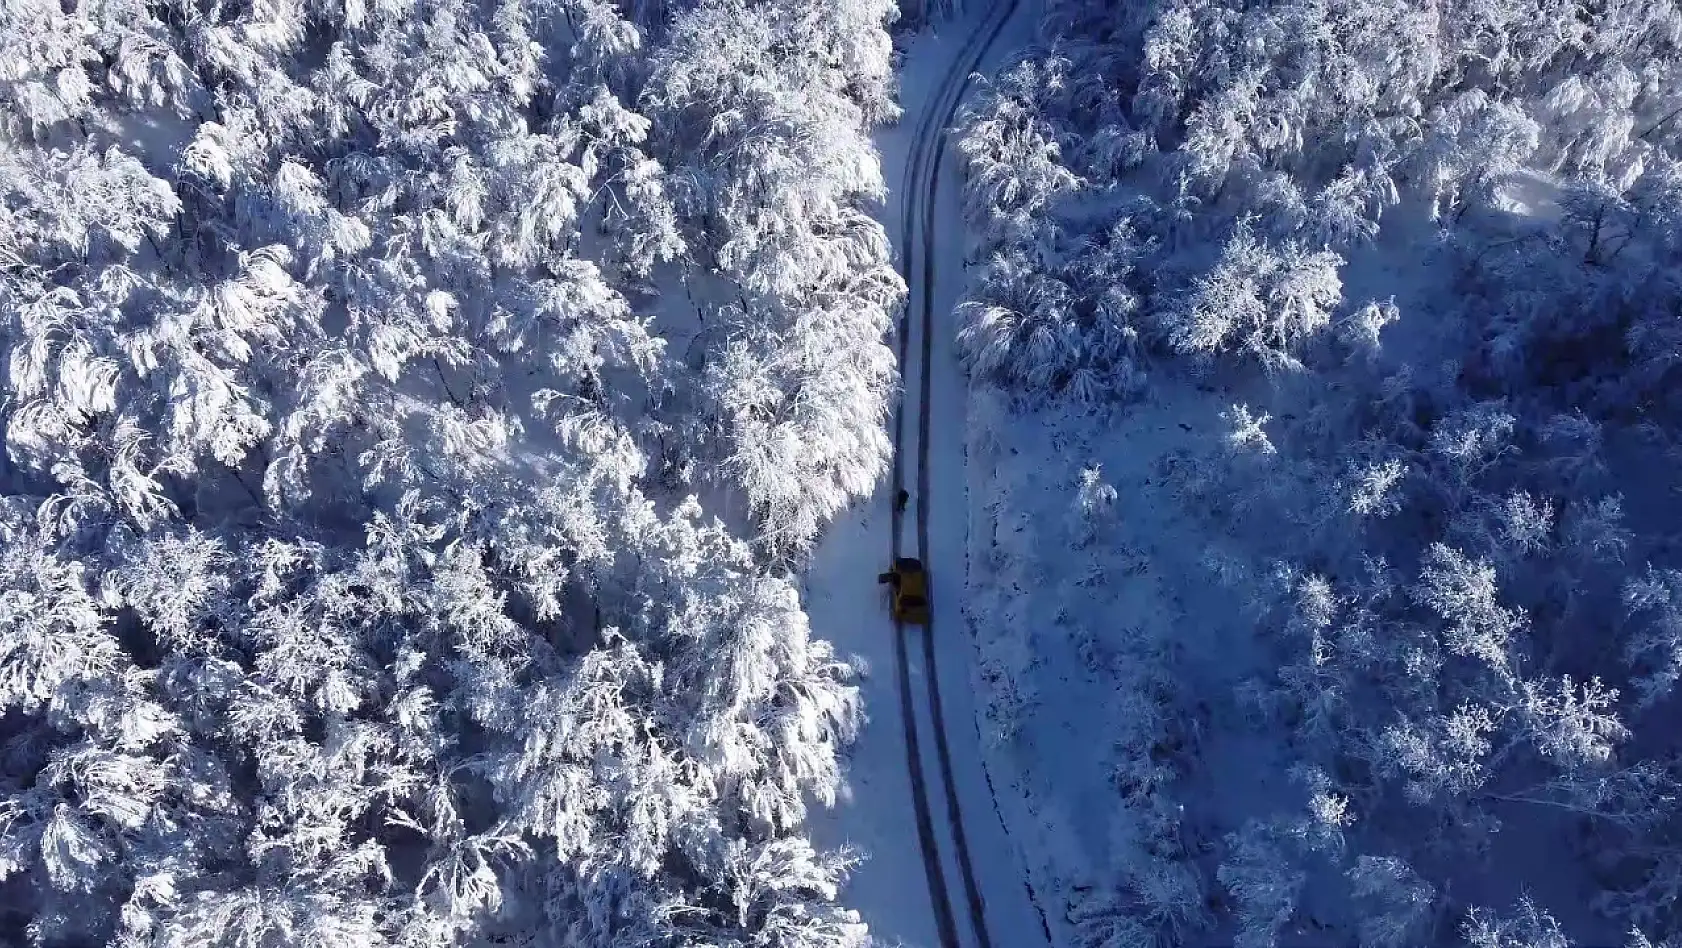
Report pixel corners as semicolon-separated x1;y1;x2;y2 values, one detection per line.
893;489;910;512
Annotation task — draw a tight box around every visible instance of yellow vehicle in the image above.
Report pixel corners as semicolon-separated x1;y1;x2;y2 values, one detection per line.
877;557;930;624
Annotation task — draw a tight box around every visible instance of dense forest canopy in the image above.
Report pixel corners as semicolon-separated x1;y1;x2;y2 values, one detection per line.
0;0;902;943
14;0;1682;943
955;0;1682;944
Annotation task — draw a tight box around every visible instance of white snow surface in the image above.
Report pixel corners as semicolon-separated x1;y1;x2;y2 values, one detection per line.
803;4;1050;947
961;381;1237;948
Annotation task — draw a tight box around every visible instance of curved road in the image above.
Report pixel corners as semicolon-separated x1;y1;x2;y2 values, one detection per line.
884;3;1049;947
802;5;1047;946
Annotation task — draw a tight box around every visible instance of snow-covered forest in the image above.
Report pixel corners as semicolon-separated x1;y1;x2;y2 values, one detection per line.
12;0;1682;943
0;0;906;943
955;0;1682;945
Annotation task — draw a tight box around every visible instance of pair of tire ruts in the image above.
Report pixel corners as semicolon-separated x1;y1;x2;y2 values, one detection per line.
887;2;1019;946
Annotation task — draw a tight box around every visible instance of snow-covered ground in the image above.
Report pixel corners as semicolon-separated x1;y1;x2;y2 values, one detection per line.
962;380;1234;946
945;172;1628;948
803;3;1049;946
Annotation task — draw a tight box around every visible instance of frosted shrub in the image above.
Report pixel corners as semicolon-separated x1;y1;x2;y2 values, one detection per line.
1218;821;1304;948
1347;856;1437;948
1494;492;1556;562
1379;706;1497;802
1335;298;1401;360
1515;675;1628;768
1623;568;1682;707
1413;544;1525;671
1428;403;1518;492
1069;890;1158;948
1221;404;1277;457
1562;495;1631;565
1346;458;1408;520
1158;221;1343;373
1462;898;1571;948
1070;464;1119;546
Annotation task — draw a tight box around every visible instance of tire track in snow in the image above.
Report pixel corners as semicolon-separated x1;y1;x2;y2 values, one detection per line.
890;2;1018;945
889;16;985;944
918;6;1058;943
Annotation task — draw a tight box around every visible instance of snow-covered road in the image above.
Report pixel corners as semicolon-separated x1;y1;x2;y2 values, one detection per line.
804;4;1049;946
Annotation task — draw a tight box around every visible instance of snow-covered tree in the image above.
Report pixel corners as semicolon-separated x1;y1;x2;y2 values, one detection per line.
1157;220;1342;372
